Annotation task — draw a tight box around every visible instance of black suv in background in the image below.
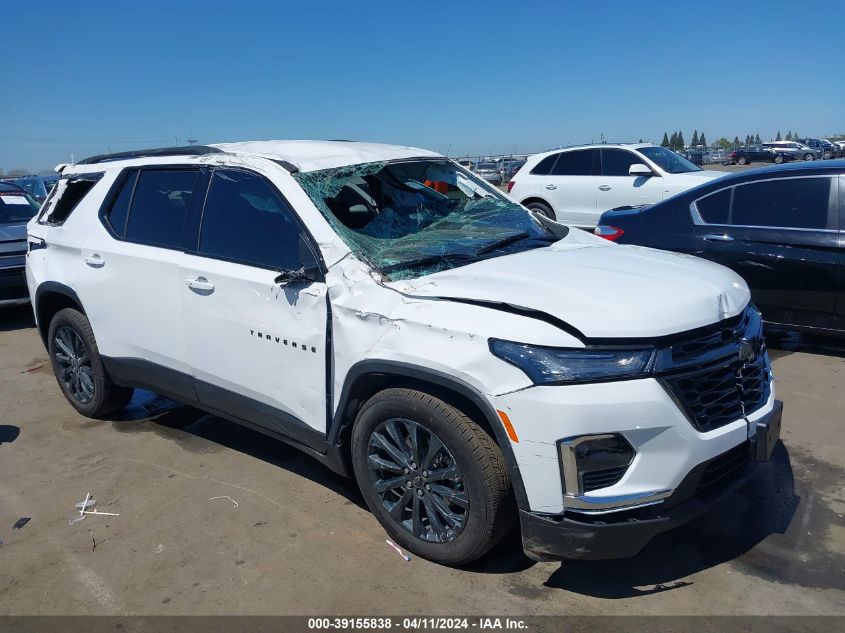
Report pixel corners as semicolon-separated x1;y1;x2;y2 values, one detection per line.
725;146;793;165
595;160;845;337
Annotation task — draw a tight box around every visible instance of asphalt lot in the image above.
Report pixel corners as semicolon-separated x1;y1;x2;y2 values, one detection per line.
0;299;844;616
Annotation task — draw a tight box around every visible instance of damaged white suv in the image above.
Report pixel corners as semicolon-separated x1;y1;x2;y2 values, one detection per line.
26;141;782;564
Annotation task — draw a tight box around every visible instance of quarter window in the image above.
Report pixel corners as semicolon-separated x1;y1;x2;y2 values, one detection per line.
732;178;833;229
124;170;200;248
105;170;138;237
601;149;645;177
530;154;558;175
549;149;598;176
695;188;731;224
199;169;306;270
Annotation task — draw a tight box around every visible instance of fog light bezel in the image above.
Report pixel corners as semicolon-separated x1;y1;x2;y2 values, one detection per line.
558;433;636;496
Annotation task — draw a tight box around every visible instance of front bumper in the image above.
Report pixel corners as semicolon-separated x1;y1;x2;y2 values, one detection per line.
520;400;783;560
0;265;29;306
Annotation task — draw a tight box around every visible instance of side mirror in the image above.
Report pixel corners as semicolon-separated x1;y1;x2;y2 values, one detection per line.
274;263;322;286
629;163;653;177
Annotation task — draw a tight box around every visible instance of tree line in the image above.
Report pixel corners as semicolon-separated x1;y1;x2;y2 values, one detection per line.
659;130;806;151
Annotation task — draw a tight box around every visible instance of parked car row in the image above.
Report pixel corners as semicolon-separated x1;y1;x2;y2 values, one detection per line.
470;158;527;184
0;174;59;202
21;140;783;566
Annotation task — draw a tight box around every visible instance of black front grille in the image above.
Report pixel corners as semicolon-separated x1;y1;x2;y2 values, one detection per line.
582;465;628;492
659;307;771;432
695;440;752;496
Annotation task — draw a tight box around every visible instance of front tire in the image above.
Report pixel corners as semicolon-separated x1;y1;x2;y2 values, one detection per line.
774;154;784;164
737;156;748;165
524;201;555;220
351;388;514;565
47;308;133;418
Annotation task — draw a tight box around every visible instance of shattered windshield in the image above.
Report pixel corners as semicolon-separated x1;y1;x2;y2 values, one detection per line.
295;159;556;280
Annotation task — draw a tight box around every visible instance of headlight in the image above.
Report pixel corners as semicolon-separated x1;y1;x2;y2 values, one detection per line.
489;339;655;385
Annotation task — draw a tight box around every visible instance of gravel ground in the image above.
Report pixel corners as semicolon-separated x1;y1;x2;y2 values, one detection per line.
0;304;843;617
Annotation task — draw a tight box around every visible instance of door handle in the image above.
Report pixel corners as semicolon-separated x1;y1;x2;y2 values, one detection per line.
186;276;215;293
598;185;612;191
545;184;557;190
84;255;105;268
702;233;735;242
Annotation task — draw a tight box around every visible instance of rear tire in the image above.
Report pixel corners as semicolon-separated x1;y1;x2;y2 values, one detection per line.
774;154;784;164
804;153;815;161
47;308;133;419
737;156;748;165
351;388;514;565
524;201;555;220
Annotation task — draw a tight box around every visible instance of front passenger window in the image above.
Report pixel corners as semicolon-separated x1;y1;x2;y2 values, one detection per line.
199;169;309;271
601;149;644;176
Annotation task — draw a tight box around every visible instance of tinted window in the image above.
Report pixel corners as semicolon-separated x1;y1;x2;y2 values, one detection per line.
601;149;645;176
105;170;138;237
732;177;833;229
199;169;305;270
695;188;731;224
531;154;558;175
549;149;597;176
125;170;200;247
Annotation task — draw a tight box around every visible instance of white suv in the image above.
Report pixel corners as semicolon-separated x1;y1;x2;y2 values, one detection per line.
26;141;782;564
508;143;724;227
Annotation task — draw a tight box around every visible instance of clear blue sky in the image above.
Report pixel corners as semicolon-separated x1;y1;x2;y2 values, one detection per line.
3;0;843;172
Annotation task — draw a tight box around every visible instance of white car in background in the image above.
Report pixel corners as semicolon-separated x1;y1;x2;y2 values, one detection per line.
508;143;724;227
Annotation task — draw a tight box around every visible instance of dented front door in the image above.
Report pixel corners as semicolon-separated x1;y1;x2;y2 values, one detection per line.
179;167;329;439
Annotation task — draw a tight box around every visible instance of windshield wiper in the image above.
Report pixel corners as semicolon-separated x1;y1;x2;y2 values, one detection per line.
381;252;479;275
475;232;556;256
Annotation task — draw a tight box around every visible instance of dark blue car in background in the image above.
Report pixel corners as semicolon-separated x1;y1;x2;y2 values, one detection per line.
595;161;845;336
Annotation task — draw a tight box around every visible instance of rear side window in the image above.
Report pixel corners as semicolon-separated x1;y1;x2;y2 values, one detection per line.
549;149;598;176
38;174;103;226
123;169;201;248
732;177;834;229
695;188;731;224
601;149;644;177
199;169;306;270
530;154;558;175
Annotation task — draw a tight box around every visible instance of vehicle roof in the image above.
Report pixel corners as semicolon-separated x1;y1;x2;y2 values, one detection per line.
75;140;443;173
210;140;442;172
0;181;26;192
667;160;845;199
529;143;658;162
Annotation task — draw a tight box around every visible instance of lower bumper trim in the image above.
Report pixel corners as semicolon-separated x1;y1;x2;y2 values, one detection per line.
520;400;783;561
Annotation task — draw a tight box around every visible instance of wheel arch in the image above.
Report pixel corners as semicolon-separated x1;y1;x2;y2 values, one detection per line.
34;282;87;347
329;360;530;510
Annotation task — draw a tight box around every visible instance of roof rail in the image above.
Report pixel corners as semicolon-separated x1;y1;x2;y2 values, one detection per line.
77;145;224;165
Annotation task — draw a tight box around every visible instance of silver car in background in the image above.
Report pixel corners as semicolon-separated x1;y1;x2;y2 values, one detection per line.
473;161;502;184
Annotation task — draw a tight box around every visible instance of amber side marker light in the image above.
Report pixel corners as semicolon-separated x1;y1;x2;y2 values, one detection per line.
496;410;519;443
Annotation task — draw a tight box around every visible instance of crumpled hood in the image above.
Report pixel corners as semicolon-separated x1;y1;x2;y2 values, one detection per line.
393;241;750;339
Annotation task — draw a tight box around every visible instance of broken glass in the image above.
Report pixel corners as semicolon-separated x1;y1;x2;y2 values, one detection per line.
294;159;556;280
